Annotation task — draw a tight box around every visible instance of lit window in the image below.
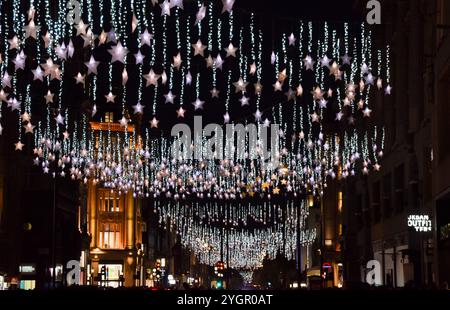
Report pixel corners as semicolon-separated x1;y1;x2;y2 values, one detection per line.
100;223;122;249
105;112;114;123
338;191;343;213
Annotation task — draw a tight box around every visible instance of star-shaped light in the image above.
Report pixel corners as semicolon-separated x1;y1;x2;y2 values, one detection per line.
318;99;328;109
144;69;160;87
63;131;70;140
210;88;220;98
92;104;97;117
1;72;12;88
75;20;88;36
172;52;182;69
41;58;58;76
376;78;383;90
195;4;207;25
254;81;263;95
55;43;67;60
357;99;365;110
74;73;85;84
23;20;39;39
160;0;171;16
84;56;99;75
44;90;54;104
311;86;324;101
21;112;31;123
67;40;75;58
320;55;331;68
263;118;271;128
192;98;205;110
365;73;375;85
15;141;24;151
296;84;303;97
192;39;206;57
273;81;283;92
239;95;250;106
185;71;193;85
150;117;159;128
374;163;381;171
176;107;186;118
221;0;235;13
254;109;263;122
271;51;276;65
285;89;295;101
8;36;20;50
385;85;392;95
233;77;248;93
27;6;36;20
223;112;230;123
108;42;128;63
288;33;296;46
55;113;64;125
224;43;238;57
249;62;257;75
119;117;129;128
0;89;7;102
335;111;344;121
205;55;214;68
361;63;370;75
134;50;145;65
164;91;177;104
131;13;139;33
170;0;184;9
122;68;129;86
140;29;153;46
341;54;352;65
363;107;372;118
304;55;315;71
132;102;145;114
105;92;116;103
8;98;21;111
13;52;26;71
24;122;35;134
214;55;224;70
311;112;320;123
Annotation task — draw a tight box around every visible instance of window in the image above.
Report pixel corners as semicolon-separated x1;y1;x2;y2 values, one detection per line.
99;223;122;249
105;112;114;123
19;280;35;290
99;191;121;212
337;191;343;213
98;264;123;288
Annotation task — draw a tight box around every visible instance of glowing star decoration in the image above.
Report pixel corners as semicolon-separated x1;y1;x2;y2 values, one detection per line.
108;42;129;63
8;98;21;111
233;77;248;93
55;43;67;60
150;117;159;128
132;102;145;114
365;73;375;85
23;20;39;39
13;52;26;71
318;99;328;109
214;55;224;70
192;40;206;57
223;112;230;123
385;85;392;95
210;88;220;98
195;4;207;25
0;124;2;135
311;87;324;101
254;109;263;122
74;73;85;84
131;13;138;33
1;72;12;88
44;90;54;104
0;89;8;102
55;113;64;125
161;71;168;85
24;122;35;134
160;0;171;16
224;43;238;57
84;56;99;75
122;68;128;86
311;112;320;123
288;33;296;46
92;104;97;117
144;69;160;87
239;95;250;106
140;29;153;46
254;81;263;95
164;91;177;104
363;107;372;118
361;63;370;75
67;40;75;58
335;111;344;121
297;84;303;97
98;31;107;45
273;81;282;92
341;54;352;65
221;0;235;14
27;6;36;20
320;55;331;68
8;36;20;50
205;55;214;68
377;78;383;90
176;107;186;118
119;117;129;128
170;0;184;9
185;71;193;85
374;163;381;171
105;92;116;103
41;58;58;76
75;20;88;36
172;53;182;70
15;141;24;151
271;51;276;65
263;118;271;127
135;50;145;65
249;62;257;75
63;131;70;140
192;98;205;111
303;55;315;71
